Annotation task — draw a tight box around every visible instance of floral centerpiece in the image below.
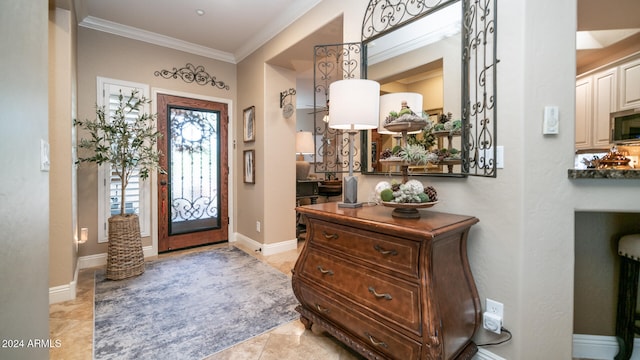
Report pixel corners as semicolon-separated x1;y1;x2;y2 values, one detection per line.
374;179;438;218
375;179;438;204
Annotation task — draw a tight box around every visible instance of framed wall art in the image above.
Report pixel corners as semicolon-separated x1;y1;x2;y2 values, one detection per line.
243;106;255;142
243;149;255;184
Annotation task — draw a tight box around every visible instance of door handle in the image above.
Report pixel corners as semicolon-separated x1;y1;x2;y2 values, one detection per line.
160;180;170;186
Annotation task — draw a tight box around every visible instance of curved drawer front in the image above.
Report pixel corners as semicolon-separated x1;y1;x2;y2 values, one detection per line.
300;251;421;333
309;219;420;278
297;283;421;360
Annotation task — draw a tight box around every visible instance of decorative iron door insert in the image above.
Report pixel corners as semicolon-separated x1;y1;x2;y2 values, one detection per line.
157;94;229;252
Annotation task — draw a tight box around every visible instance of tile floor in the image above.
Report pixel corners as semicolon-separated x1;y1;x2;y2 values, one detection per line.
49;241;364;360
49;242;596;360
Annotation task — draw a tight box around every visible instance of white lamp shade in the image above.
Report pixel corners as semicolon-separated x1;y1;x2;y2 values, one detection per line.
295;131;315;154
378;92;424;134
328;79;380;130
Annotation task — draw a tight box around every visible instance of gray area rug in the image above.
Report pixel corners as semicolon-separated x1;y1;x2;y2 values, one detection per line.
94;247;299;359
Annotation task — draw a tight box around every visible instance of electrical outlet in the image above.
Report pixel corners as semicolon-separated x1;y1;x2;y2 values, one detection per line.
483;298;504;334
256;221;261;232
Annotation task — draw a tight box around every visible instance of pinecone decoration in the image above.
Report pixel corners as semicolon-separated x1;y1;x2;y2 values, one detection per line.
424;186;438;202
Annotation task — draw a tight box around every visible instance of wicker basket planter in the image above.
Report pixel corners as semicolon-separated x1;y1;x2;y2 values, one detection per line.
106;214;145;280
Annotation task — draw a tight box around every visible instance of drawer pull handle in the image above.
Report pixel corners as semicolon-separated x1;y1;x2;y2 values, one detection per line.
317;266;334;276
315;304;330;313
322;231;339;240
374;244;398;256
365;333;388;348
368;286;392;300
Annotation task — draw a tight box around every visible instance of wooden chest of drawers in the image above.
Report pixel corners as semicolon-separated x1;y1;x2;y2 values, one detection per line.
292;203;481;360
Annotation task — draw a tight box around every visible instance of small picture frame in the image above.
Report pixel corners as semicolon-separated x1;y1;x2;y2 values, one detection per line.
243;150;255;184
243;106;255;142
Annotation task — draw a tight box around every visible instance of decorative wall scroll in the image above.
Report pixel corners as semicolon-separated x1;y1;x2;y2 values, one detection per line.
362;0;455;42
154;63;230;90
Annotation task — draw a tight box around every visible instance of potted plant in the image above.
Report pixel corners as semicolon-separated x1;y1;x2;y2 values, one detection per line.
75;90;163;280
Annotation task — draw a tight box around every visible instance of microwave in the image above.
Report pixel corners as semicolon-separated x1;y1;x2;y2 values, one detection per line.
611;108;640;144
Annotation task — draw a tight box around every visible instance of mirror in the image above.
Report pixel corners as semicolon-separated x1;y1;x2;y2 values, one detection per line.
361;0;498;177
363;1;463;176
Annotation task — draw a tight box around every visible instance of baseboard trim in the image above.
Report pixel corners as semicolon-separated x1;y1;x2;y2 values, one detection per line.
232;233;297;256
78;245;155;269
473;348;505;360
573;334;640;359
49;260;79;304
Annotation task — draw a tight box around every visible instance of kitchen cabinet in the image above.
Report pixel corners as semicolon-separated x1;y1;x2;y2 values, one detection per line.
576;68;616;150
619;57;640;110
576;53;640;150
576;76;592;149
292;202;481;360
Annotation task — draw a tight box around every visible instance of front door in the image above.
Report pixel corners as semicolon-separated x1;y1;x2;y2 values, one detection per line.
157;94;228;252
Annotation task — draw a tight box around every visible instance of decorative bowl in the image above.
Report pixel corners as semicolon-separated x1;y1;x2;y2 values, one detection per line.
381;201;438;218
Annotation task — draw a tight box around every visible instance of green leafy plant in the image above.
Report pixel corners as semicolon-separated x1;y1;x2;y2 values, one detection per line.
398;144;431;165
75;90;163;216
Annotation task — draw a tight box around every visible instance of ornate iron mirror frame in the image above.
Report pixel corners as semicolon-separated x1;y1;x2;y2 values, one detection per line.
360;0;498;177
312;43;365;175
311;0;497;177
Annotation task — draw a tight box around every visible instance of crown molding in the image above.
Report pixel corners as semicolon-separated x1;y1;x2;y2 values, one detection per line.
233;0;322;62
79;16;237;64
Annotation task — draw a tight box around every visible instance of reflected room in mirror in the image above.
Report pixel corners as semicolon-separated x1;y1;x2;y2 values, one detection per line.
362;1;464;176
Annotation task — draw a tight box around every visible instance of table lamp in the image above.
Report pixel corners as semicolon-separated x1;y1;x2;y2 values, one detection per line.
295;131;315;180
328;79;380;207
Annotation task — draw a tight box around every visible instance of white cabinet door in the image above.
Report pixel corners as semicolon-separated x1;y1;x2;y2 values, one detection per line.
576;77;592;150
619;57;640;110
592;69;616;148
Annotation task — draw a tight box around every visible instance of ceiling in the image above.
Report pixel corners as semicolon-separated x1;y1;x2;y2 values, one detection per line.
74;0;325;64
577;0;640;73
68;0;639;84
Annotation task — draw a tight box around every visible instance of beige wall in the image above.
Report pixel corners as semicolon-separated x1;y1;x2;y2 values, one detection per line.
49;7;79;291
234;1;352;246
76;28;237;257
36;0;640;359
245;0;636;359
0;0;50;358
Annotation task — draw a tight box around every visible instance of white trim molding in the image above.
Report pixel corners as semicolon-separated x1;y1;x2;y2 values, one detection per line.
573;334;640;359
79;16;236;63
78;245;155;270
233;232;298;256
473;348;505;360
49;260;79;304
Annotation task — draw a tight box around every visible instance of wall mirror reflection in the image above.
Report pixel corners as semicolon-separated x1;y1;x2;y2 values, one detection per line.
364;1;463;176
360;0;498;178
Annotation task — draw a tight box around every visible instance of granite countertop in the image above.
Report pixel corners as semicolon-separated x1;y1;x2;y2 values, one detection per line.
568;168;640;179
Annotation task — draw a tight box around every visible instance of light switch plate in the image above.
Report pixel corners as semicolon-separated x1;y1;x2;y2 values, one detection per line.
40;139;50;172
543;106;559;134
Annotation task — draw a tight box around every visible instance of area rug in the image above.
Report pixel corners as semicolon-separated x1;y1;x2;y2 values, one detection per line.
94;247;300;360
